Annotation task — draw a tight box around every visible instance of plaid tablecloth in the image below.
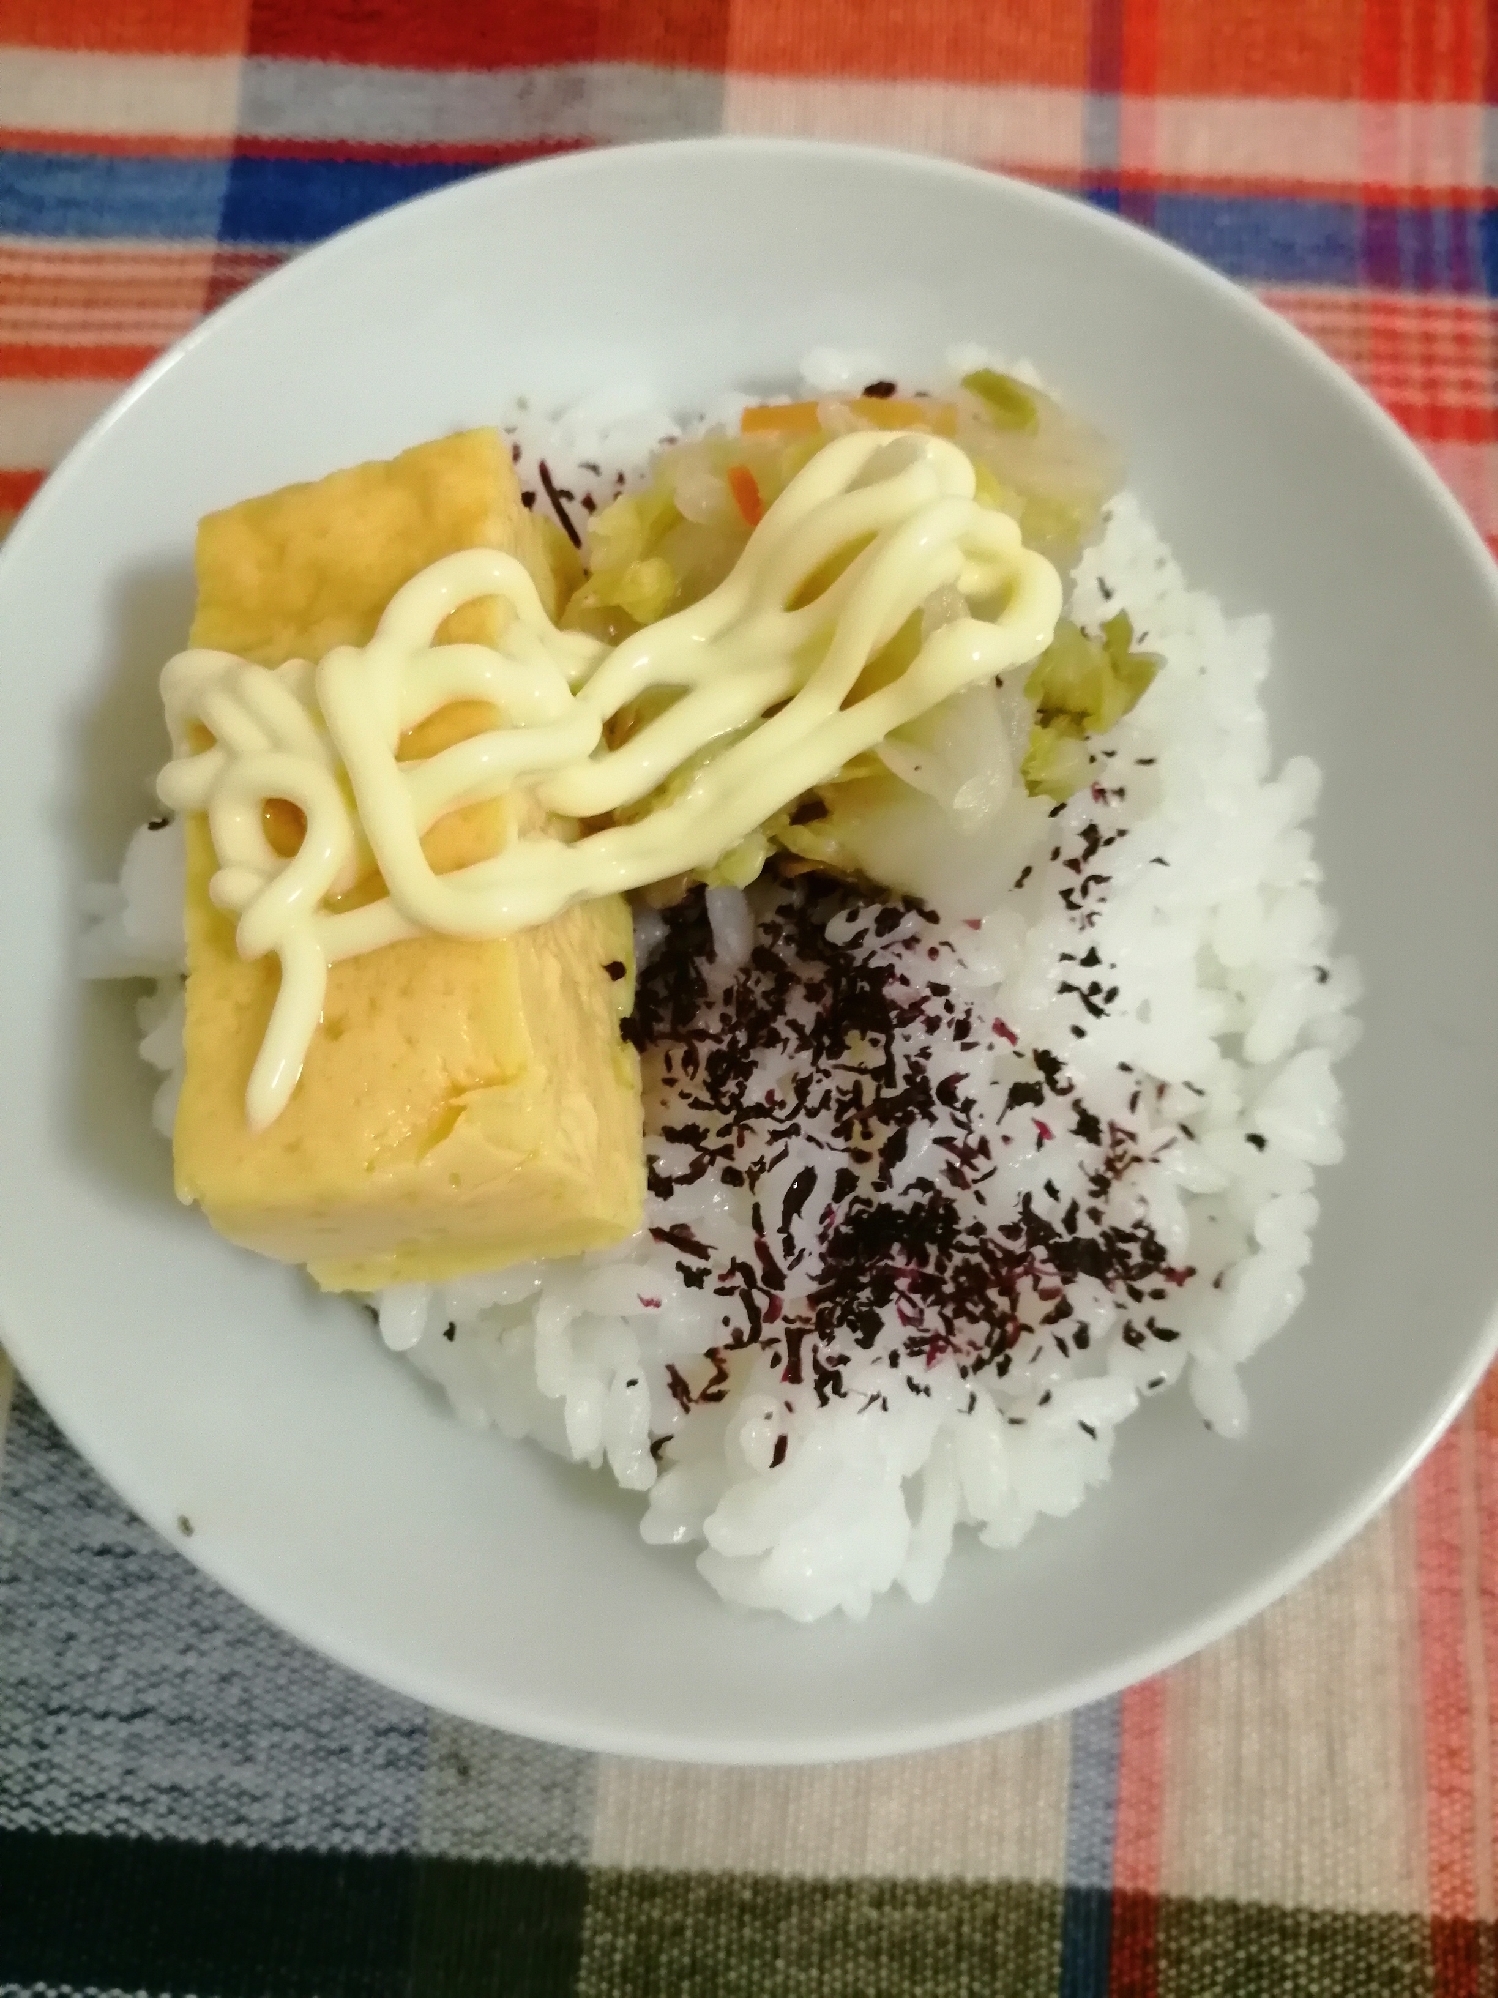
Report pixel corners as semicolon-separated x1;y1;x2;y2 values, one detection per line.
2;4;1496;1993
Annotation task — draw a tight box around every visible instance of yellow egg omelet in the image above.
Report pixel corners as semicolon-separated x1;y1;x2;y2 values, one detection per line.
172;429;645;1292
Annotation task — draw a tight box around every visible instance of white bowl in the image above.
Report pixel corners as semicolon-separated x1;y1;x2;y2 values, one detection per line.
3;138;1497;1764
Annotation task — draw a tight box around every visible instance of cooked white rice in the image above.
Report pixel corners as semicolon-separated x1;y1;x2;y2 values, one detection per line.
83;353;1359;1623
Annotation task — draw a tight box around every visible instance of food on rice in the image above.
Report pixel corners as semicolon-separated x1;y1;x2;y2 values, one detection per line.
166;429;643;1292
161;414;1065;1132
82;348;1359;1620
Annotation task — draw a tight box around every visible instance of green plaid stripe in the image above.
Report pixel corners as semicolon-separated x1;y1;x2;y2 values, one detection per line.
0;1835;1469;1996
0;1832;586;1998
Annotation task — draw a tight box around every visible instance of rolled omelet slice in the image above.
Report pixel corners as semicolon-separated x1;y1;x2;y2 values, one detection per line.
172;428;644;1292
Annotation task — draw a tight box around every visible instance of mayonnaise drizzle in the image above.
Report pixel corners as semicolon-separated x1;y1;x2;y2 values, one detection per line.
158;430;1062;1130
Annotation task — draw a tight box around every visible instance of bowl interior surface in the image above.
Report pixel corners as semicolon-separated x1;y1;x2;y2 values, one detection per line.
2;138;1496;1762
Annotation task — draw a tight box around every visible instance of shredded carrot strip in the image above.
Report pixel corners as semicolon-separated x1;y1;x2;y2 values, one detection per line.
727;463;764;527
740;397;957;437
